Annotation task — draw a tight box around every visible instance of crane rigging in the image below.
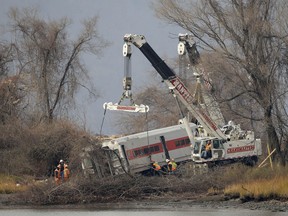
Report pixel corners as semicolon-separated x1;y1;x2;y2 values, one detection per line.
178;33;226;128
103;38;149;113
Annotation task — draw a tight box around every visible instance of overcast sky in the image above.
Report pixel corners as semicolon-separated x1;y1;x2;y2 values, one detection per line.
0;0;184;135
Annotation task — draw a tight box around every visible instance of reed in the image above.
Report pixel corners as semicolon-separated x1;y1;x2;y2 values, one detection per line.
224;166;288;200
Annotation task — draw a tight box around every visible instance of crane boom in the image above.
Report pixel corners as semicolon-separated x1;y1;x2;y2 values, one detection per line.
178;33;226;127
123;34;226;140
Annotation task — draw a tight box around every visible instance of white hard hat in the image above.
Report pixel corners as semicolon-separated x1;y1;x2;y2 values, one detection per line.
60;159;63;163
166;159;170;162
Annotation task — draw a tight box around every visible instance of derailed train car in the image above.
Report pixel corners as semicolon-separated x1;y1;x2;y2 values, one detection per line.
81;123;197;177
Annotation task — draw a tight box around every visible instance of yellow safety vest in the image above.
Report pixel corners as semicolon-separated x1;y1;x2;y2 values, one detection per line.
168;161;177;171
171;162;177;171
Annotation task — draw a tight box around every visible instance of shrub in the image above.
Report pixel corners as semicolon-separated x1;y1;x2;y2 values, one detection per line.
0;119;98;178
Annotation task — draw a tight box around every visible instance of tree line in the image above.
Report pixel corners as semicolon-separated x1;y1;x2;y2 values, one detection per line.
0;7;107;176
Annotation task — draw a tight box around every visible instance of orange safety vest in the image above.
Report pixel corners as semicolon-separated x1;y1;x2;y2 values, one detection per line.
64;167;70;180
54;168;60;184
153;162;161;171
206;143;212;151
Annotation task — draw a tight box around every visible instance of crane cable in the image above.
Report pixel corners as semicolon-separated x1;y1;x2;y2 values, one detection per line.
99;104;108;138
144;106;151;160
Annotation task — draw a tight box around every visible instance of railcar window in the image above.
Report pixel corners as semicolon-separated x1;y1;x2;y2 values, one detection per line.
152;145;160;152
175;138;190;147
133;145;161;158
134;149;142;156
213;140;220;149
193;141;201;154
83;158;93;169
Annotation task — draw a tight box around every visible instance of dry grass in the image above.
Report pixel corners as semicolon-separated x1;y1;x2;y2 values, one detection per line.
224;165;288;201
2;163;288;205
0;174;28;194
225;176;288;200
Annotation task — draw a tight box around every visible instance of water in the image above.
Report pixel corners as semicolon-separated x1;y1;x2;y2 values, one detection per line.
0;208;287;216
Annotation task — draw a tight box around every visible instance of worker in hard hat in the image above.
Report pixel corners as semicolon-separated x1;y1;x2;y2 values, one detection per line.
206;140;212;158
166;159;172;174
150;160;162;176
201;140;212;159
166;158;177;174
57;159;68;182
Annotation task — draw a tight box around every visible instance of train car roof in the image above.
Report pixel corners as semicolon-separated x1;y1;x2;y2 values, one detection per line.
115;123;197;143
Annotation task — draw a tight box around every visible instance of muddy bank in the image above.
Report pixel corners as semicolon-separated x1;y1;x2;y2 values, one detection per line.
1;173;288;212
135;195;288;212
1;193;287;212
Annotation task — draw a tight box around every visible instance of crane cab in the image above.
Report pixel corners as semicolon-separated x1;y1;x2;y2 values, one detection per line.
192;138;226;163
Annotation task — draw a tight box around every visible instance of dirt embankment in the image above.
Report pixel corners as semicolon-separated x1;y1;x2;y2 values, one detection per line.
1;192;288;212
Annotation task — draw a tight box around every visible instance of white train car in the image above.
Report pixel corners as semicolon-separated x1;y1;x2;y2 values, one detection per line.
102;123;197;175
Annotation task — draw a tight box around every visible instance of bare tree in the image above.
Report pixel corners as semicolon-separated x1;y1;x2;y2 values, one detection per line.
0;42;14;77
0;41;21;124
153;0;288;165
8;7;108;122
0;75;23;124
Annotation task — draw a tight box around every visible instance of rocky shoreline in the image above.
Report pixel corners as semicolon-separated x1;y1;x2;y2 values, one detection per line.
0;193;288;212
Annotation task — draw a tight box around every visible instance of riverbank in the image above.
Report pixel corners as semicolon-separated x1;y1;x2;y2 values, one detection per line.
1;165;288;212
1;193;288;212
